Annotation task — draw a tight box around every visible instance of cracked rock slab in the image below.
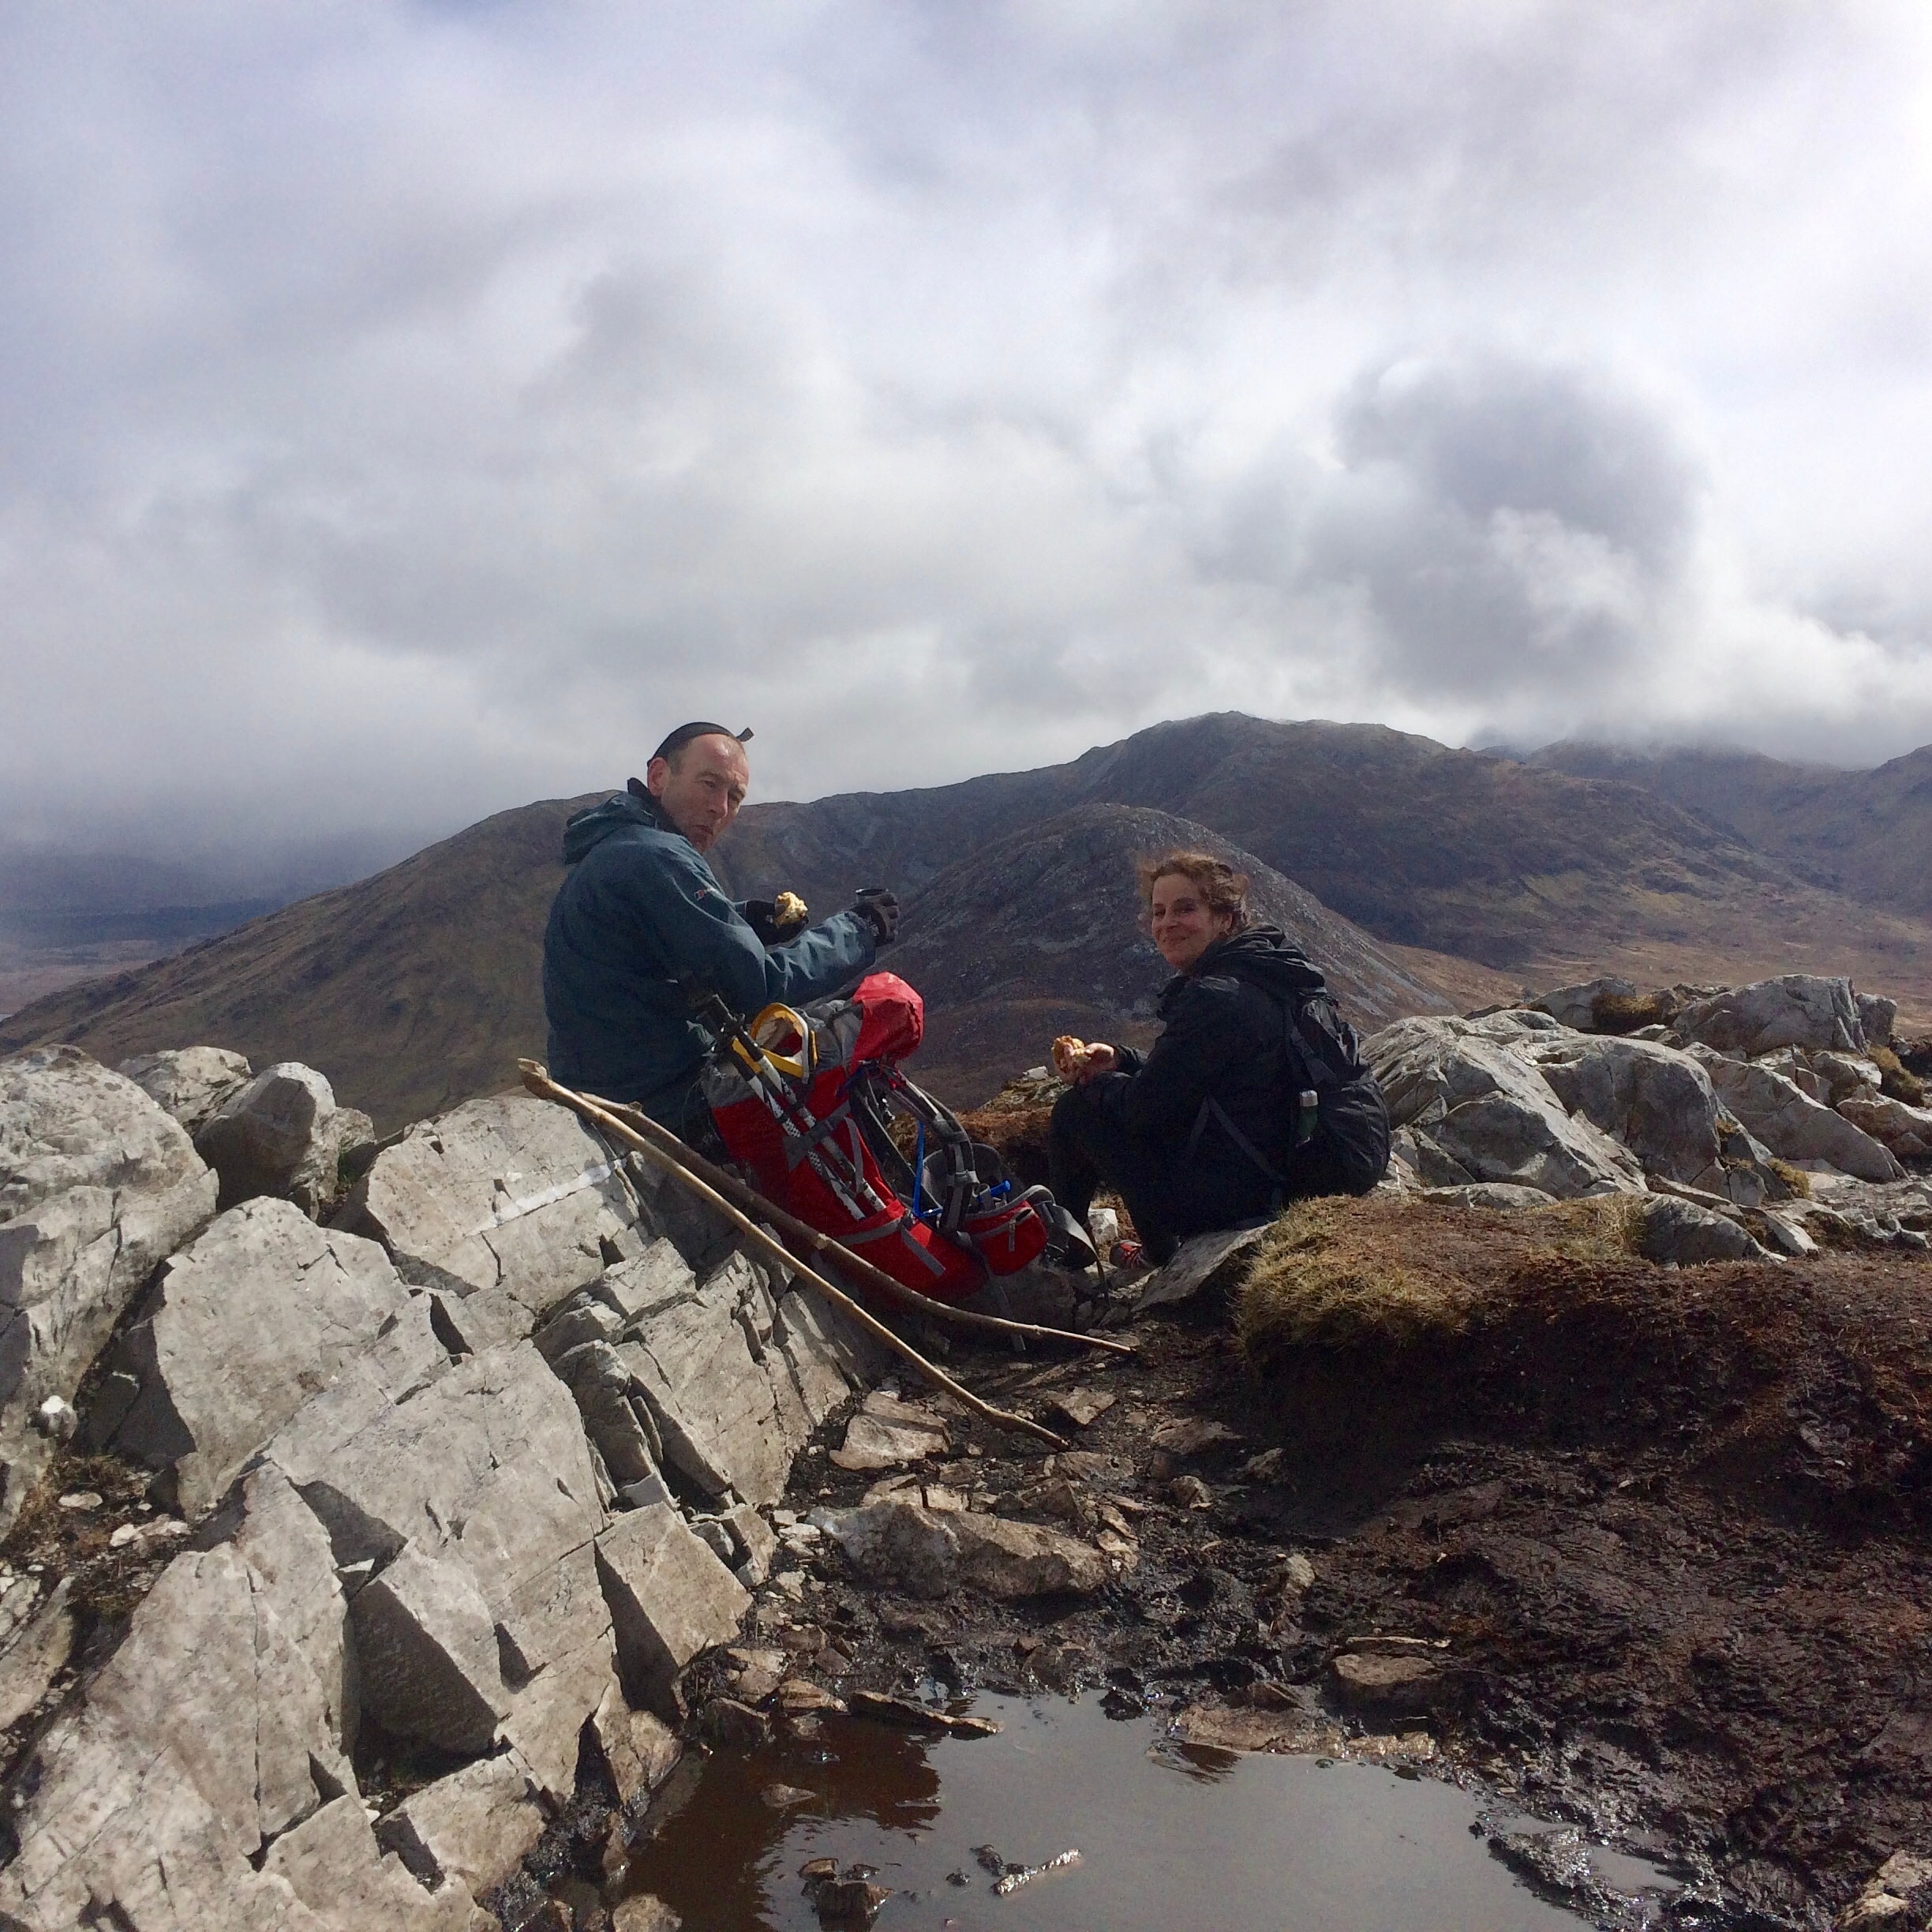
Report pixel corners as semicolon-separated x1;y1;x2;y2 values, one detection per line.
829;1500;1108;1601
100;1196;434;1517
335;1093;646;1331
0;1541;353;1929
376;1753;545;1900
265;1795;487;1932
596;1502;751;1716
0;1045;218;1532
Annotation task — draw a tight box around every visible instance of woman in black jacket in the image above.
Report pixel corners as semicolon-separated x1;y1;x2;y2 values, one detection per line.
1049;850;1368;1265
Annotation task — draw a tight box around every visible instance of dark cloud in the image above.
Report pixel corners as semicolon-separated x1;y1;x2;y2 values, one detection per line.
1;1;1930;871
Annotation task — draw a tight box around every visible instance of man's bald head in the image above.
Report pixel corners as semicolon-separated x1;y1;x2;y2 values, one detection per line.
646;732;749;852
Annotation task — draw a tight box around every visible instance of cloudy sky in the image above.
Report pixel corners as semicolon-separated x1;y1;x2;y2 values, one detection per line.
6;1;1932;873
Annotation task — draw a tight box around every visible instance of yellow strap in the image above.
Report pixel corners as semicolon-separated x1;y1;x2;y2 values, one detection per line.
732;1003;814;1081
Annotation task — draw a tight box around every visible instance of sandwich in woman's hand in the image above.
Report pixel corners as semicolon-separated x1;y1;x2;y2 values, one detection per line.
1052;1034;1094;1081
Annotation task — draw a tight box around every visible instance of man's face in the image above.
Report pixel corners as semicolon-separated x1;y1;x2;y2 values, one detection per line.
646;733;750;852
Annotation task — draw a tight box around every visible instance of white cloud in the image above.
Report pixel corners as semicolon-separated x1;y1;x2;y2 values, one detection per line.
2;0;1930;863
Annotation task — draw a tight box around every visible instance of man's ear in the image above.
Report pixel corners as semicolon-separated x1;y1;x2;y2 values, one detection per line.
645;755;670;798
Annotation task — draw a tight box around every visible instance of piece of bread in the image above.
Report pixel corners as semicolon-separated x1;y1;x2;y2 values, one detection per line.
1051;1034;1091;1080
773;891;807;927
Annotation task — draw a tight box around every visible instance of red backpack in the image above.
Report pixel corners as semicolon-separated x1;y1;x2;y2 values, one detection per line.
702;972;1054;1304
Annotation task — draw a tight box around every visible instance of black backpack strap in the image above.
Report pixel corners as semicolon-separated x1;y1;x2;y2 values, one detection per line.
1189;1095;1288;1195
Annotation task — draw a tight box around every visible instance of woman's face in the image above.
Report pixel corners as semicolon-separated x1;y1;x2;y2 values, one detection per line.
1149;872;1236;972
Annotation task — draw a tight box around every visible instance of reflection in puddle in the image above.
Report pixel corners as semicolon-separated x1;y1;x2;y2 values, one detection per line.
619;1693;1654;1930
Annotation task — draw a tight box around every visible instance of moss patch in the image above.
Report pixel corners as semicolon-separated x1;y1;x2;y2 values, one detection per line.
1234;1193;1644;1372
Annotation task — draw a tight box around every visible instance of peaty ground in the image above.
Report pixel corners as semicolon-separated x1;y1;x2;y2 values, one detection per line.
637;1200;1932;1932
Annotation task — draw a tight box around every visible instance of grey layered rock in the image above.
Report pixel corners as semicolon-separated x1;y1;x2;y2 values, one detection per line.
1693;1049;1904;1183
265;1794;486;1932
1675;975;1865;1057
117;1046;253;1135
376;1753;545;1900
0;1046;217;1531
196;1061;345;1215
352;1541;508;1754
335;1093;646;1335
605;1244;867;1510
596;1501;752;1715
0;1541;353;1930
553;1338;665;1487
1857;994;1898;1049
99;1196;434;1516
829;1499;1107;1600
0;1574;73;1730
232;1462;356;1753
1812;1051;1882;1105
1365;1015;1644;1199
1423;1182;1557;1210
264;1339;608;1754
1523;1033;1732;1190
1837;1095;1932;1161
1631;1195;1758;1264
1754;1046;1824;1099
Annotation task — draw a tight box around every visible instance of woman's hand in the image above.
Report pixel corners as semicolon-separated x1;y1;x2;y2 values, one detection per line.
1077;1043;1118;1083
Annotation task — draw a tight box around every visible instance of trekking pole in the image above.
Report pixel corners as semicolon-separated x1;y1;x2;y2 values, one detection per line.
518;1061;1075;1450
592;1093;1132;1358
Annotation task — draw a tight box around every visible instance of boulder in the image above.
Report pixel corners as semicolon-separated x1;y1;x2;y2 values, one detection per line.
1631;1195;1758;1265
95;1197;438;1517
829;1499;1106;1601
335;1094;648;1335
1522;1033;1732;1190
1811;1051;1882;1106
1754;1046;1823;1099
0;1046;217;1531
595;1502;751;1716
376;1753;545;1901
1693;1050;1904;1183
0;1541;353;1930
590;1679;683;1805
1423;1182;1556;1210
1365;1015;1645;1199
1837;1095;1932;1162
1857;994;1898;1049
1531;977;1638;1031
351;1541;509;1754
116;1046;253;1134
195;1061;345;1215
1676;975;1865;1058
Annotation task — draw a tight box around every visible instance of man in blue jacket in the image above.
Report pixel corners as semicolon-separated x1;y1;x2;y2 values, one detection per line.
542;722;896;1138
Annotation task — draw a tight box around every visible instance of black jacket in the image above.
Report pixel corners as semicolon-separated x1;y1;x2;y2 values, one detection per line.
1100;923;1330;1190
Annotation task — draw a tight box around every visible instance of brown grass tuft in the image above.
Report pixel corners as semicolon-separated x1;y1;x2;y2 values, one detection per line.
1590;989;1676;1034
1235;1193;1642;1372
1871;1043;1927;1106
1766;1157;1814;1199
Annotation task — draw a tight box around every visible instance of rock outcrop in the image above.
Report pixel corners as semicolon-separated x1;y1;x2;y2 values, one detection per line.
195;1060;369;1217
0;1047;217;1530
0;1054;884;1931
116;1046;253;1135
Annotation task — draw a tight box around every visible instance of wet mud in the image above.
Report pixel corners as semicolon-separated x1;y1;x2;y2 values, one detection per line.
515;1222;1932;1932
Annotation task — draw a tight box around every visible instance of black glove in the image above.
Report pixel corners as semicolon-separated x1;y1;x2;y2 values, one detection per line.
852;886;900;947
741;890;809;947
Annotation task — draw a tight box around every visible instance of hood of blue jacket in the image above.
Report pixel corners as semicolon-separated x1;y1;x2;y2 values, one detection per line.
561;786;673;865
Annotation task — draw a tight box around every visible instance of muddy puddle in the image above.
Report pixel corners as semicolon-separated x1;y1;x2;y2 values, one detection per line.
601;1693;1679;1930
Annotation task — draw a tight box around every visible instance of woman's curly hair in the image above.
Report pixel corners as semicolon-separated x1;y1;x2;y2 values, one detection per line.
1136;849;1249;932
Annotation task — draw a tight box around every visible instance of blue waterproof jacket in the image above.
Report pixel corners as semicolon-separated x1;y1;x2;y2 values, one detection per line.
541;788;877;1121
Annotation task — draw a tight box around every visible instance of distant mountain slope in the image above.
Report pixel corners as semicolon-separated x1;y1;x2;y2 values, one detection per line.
1526;741;1932;923
0;797;600;1132
0;781;1485;1128
720;713;1932;1002
6;712;1931;1126
890;802;1473;1103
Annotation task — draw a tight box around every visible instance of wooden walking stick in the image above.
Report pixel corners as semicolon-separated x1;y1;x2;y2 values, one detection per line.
590;1096;1132;1357
519;1061;1070;1451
